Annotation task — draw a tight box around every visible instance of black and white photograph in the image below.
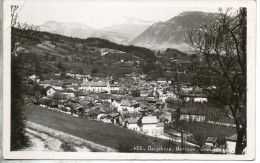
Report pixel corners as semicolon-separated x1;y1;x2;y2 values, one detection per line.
2;0;256;160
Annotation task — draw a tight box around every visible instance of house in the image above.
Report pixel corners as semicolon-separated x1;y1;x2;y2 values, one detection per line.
111;97;123;109
110;84;120;93
46;86;56;97
139;104;156;116
71;103;83;115
39;80;52;88
62;89;75;98
86;108;105;120
53;83;63;90
125;118;140;131
159;93;167;102
140;88;150;97
165;91;177;100
28;74;40;82
205;137;218;148
147;88;160;100
157;78;167;84
108;112;125;125
180;86;193;95
156;122;165;134
194;97;208;103
98;94;112;103
191;113;206;122
179;112;206;123
99;114;112;123
141;116;158;135
179;112;190;122
75;91;88;99
80;81;111;94
119;99;140;113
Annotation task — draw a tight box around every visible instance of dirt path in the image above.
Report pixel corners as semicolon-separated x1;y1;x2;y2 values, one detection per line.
25;121;115;152
23;122;92;152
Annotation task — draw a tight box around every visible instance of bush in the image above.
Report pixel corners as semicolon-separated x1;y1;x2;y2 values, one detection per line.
115;143;133;152
60;142;76;152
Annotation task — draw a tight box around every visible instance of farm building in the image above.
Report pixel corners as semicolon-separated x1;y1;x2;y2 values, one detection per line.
80;81;111;94
125;118;140;131
45;86;56;97
141;116;158;135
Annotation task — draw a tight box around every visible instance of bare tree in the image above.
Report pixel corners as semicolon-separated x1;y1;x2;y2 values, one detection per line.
186;8;247;154
11;5;40;150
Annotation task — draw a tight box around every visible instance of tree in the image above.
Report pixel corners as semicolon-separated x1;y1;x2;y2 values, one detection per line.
10;6;39;150
57;61;66;71
186;8;247;154
92;67;99;74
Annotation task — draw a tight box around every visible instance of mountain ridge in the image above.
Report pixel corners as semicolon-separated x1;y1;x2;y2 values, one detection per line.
40;17;157;45
130;11;219;51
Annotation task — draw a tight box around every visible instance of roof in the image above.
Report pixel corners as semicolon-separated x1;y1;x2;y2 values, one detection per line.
62;89;75;93
87;108;104;115
157;78;167;81
142;116;157;124
98;94;111;99
147;105;156;111
157;122;165;127
206;137;218;143
108;112;120;118
147;90;160;98
46;86;56;91
75;91;88;96
81;81;108;87
71;103;83;110
126;118;139;124
121;99;138;107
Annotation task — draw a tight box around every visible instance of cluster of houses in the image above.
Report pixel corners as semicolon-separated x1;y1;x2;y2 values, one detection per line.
27;71;238;152
28;73;182;138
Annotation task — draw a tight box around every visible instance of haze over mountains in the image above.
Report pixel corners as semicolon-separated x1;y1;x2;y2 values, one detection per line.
40;17;156;45
40;11;218;51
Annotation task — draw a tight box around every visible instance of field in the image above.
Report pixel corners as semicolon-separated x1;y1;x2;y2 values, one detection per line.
24;104;174;152
172;121;236;146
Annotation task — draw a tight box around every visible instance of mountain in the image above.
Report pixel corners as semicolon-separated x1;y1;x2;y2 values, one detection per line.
130;11;219;51
101;17;157;43
40;18;157;45
40;21;95;38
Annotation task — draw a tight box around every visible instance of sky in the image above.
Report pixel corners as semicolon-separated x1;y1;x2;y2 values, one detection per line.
16;1;228;29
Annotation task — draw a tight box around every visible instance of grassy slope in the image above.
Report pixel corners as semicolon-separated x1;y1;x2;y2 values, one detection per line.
24;104;170;151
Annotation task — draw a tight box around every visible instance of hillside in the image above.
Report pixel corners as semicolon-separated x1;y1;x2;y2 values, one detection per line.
14;27;156;76
24;104;178;152
130;11;219;51
40;21;95;38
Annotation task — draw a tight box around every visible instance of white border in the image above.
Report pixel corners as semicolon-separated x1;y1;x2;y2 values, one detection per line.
2;0;256;160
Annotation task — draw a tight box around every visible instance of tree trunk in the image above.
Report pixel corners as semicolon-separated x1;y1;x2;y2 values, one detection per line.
235;127;246;154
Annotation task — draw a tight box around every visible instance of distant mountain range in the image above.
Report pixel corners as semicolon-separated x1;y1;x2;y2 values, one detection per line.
40;12;219;51
40;17;156;45
130;11;219;51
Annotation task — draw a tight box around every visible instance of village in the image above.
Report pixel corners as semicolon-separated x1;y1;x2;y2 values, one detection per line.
24;68;240;154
